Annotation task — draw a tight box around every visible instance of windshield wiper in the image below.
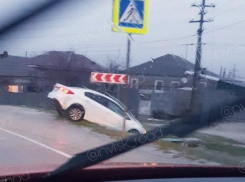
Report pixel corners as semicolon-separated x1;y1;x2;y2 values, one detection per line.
44;96;245;180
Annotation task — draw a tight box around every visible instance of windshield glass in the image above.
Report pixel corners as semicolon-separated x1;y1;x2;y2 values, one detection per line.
104;92;126;108
0;0;245;177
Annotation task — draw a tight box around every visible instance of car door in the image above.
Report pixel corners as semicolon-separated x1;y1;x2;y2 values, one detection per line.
105;100;125;131
92;94;111;126
83;92;99;122
84;92;124;130
84;92;110;125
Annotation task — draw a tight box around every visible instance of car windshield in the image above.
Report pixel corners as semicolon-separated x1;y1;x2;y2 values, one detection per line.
104;93;126;109
0;0;245;178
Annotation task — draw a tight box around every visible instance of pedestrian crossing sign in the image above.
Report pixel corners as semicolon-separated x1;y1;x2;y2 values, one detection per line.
112;0;149;35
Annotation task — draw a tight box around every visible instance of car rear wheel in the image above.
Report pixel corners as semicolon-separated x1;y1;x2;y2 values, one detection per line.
68;106;85;122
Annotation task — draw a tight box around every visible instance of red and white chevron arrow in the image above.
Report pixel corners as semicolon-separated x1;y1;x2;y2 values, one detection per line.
91;72;128;84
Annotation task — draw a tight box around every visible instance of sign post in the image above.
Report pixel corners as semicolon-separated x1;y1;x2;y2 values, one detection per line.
112;0;149;134
122;33;131;134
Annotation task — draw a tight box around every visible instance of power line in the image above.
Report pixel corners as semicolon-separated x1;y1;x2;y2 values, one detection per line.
213;3;245;18
7;18;245;49
0;32;196;46
0;44;184;53
20;1;189;25
0;1;195;39
151;5;190;15
204;19;245;34
205;42;245;46
217;0;232;8
6;17;189;33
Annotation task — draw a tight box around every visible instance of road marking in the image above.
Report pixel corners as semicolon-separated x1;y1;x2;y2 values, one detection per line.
0;127;72;158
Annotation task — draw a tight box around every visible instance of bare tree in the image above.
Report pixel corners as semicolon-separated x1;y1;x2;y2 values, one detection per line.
101;51;126;96
106;51;125;73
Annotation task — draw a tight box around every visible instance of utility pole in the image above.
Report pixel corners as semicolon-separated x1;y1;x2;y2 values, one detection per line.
220;66;223;77
228;71;232;79
232;63;237;80
126;34;131;71
123;34;131;134
223;68;226;78
189;0;215;112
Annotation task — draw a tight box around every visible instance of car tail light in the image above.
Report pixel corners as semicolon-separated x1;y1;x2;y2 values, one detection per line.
58;86;74;94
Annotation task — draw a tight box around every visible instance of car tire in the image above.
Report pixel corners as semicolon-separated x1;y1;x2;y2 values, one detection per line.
67;106;85;122
128;129;140;135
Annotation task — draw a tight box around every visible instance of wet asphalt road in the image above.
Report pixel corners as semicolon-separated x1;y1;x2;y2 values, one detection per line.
0;105;212;175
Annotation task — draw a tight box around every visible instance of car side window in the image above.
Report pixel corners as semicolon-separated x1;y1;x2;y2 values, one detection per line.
107;101;124;117
85;92;97;101
96;95;108;106
85;92;91;98
85;92;108;106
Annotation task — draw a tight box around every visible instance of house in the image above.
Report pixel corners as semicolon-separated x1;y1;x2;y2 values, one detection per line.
0;53;33;93
217;79;245;92
28;51;106;91
127;54;218;91
0;51;105;93
119;54;220;119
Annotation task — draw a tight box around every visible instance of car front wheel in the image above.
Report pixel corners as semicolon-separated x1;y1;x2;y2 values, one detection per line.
67;106;85;122
128;129;140;135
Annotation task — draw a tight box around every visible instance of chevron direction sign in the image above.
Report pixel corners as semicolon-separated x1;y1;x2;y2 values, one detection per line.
90;72;128;84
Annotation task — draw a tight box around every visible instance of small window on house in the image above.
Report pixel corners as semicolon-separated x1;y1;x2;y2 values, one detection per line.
172;81;180;88
155;80;164;92
130;78;138;89
8;85;23;93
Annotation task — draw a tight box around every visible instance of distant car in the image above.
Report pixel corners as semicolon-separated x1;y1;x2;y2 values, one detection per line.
48;83;146;134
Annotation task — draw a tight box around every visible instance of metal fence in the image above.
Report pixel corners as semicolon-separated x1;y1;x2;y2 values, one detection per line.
200;90;245;123
0;92;53;110
1;89;244;123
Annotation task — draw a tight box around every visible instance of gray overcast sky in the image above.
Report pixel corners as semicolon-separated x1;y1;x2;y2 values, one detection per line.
0;0;245;79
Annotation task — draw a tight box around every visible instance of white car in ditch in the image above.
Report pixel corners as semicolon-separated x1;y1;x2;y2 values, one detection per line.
48;83;146;134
